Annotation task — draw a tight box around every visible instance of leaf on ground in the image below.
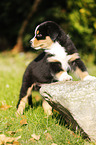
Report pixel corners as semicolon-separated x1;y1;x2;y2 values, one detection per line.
21;115;26;119
13;140;20;145
35;95;41;101
45;133;52;140
0;134;21;144
7;131;16;135
20;119;28;126
29;138;36;142
0;104;12;110
68;141;71;144
31;134;40;141
7;129;23;136
68;129;80;138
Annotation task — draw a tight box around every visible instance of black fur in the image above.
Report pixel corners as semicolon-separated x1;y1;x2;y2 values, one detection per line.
69;58;87;72
17;52;62;108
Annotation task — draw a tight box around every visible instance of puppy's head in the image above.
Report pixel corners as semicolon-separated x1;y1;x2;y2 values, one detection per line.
30;21;60;50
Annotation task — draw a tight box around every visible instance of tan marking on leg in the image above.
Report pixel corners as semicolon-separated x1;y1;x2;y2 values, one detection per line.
42;99;52;116
68;53;80;62
16;96;28;116
47;53;80;63
75;67;88;80
16;84;33;116
47;56;59;62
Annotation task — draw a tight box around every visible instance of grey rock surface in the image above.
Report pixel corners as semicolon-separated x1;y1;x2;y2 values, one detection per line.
40;81;96;141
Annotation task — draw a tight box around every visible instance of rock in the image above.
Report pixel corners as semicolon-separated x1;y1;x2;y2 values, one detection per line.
40;80;96;141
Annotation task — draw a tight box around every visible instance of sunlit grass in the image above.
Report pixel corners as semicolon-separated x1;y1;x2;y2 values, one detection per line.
0;52;95;144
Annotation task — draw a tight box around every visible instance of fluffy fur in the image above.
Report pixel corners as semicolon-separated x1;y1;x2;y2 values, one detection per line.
16;21;96;115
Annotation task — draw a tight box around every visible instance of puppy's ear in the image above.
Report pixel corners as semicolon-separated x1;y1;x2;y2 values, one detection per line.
47;24;59;41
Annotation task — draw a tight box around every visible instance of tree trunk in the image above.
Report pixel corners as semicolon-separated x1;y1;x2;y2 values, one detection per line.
12;0;42;53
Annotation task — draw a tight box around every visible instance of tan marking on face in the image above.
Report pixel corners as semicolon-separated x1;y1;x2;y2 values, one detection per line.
37;30;39;34
16;84;33;116
75;67;88;80
68;53;80;62
32;36;53;49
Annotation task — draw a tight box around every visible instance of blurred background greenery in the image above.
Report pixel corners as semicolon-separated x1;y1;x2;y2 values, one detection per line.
0;0;96;63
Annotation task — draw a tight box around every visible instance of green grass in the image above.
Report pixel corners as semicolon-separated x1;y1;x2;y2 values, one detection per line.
0;52;96;145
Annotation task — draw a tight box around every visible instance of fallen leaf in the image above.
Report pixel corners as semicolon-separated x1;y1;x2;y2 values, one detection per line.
0;104;12;110
13;140;20;145
21;115;26;119
31;134;40;141
7;131;16;135
51;143;57;145
29;138;36;142
45;133;52;140
68;141;71;144
0;134;21;144
35;95;41;101
20;119;28;126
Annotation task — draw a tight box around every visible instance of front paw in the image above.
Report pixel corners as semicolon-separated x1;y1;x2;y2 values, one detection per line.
59;72;73;81
83;75;96;81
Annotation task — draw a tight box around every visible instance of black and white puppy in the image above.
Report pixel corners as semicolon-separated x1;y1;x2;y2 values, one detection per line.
17;21;96;115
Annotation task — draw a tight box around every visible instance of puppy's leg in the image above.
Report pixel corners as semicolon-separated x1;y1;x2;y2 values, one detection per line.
48;56;73;81
16;84;33;115
70;58;96;80
68;53;80;62
16;68;34;115
28;95;33;107
42;99;53;116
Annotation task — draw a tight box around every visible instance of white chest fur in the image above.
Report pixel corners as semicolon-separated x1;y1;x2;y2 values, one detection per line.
45;42;70;71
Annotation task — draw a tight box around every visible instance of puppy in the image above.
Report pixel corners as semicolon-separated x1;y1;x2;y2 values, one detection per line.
16;21;96;115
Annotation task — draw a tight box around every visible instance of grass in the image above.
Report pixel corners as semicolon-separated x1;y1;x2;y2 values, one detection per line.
0;52;96;145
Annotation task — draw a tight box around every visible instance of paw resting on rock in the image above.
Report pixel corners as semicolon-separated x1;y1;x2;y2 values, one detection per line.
83;75;96;81
59;72;73;81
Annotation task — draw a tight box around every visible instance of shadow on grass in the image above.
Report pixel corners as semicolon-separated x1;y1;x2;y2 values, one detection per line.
24;91;90;141
52;111;90;141
25;99;42;112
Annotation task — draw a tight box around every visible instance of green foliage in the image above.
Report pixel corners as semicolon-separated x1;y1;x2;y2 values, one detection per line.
67;0;96;55
0;0;96;60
